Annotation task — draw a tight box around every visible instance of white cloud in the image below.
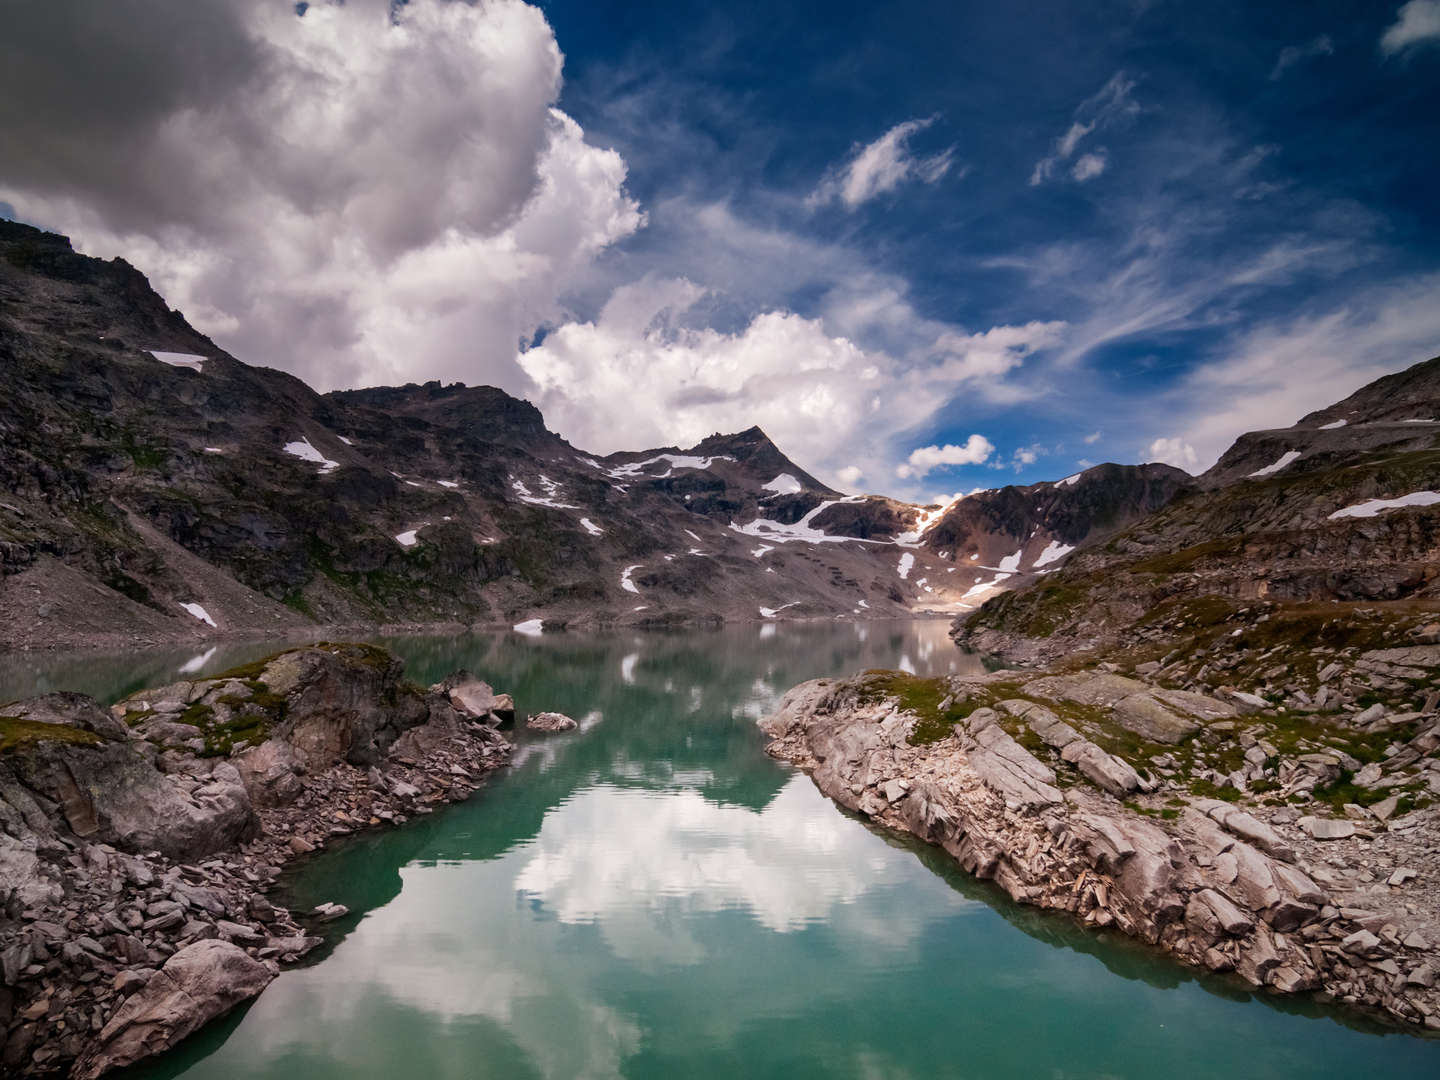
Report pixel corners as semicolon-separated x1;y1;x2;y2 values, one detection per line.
1029;72;1137;186
520;272;1057;490
1153;272;1440;469
1083;431;1102;444
895;436;996;479
1269;34;1334;80
1;0;643;391
1070;150;1109;182
1381;1;1440;54
835;465;864;488
1146;437;1199;472
1011;445;1042;469
809;117;957;210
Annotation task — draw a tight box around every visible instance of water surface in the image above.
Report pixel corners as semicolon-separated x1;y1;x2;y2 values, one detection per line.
11;621;1436;1079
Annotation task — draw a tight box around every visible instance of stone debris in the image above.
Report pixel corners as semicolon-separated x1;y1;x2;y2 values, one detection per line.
0;644;520;1077
759;665;1440;1034
526;711;579;733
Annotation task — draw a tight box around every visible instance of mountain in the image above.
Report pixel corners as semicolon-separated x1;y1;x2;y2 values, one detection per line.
953;354;1440;665
0;220;1197;650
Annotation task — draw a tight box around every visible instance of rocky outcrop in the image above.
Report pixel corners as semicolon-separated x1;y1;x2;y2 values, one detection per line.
70;940;276;1079
0;643;515;1076
760;670;1440;1031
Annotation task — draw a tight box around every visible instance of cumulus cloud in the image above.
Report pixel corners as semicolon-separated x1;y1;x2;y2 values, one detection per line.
808;117;957;210
0;0;643;390
1083;431;1102;444
894;437;996;479
1029;72;1138;186
1381;1;1440;54
1269;34;1335;80
835;465;865;488
519;274;1054;487
1146;437;1199;472
1070;151;1109;182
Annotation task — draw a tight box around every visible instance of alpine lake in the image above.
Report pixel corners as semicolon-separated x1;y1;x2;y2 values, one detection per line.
4;619;1438;1079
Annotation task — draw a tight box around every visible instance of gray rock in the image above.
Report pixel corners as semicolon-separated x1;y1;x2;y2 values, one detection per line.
1298;817;1355;840
1060;739;1143;796
526;711;578;733
70;940;275;1079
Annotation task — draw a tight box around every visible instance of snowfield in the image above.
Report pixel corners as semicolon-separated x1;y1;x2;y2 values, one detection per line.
580;517;604;535
1328;491;1440;520
620;565;642;594
149;351;206;372
178;602;217;628
897;553;915;580
1032;540;1075;568
608;453;734;479
1248;450;1301;478
283;437;340;472
762;473;803;495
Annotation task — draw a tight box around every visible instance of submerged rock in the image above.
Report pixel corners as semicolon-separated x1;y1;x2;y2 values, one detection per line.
526;711;578;733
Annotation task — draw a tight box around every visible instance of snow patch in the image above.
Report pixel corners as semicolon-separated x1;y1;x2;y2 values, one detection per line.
1328;491;1440;520
1317;420;1346;430
283;437;339;472
203;447;224;454
1401;418;1436;424
178;602;216;628
897;552;915;580
580;517;604;536
149;351;206;372
337;435;354;445
437;480;460;489
511;475;579;509
395;528;424;547
857;599;869;609
1058;472;1082;487
513;619;544;636
684;529;704;544
996;549;1023;574
620;565;642;594
762;473;802;495
1248;450;1301;478
1032;540;1075;568
751;544;774;558
608;453;734;479
759;602;800;618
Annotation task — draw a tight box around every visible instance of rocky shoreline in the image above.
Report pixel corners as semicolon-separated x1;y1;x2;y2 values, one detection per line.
760;662;1440;1033
1;643;520;1077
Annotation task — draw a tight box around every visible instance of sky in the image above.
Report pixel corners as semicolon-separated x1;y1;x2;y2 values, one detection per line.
2;0;1439;502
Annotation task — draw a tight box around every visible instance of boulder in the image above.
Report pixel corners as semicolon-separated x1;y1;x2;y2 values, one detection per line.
69;941;275;1079
1298;817;1356;840
526;712;578;733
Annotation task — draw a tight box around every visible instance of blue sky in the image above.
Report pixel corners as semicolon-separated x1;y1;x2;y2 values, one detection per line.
2;0;1438;500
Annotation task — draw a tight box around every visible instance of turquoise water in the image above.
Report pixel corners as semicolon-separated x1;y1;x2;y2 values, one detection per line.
12;621;1436;1079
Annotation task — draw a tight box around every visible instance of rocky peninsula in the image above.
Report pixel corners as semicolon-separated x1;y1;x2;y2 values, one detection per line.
761;624;1440;1031
0;643;518;1076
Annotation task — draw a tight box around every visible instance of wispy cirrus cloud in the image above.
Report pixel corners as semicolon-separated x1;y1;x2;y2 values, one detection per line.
1269;34;1334;80
808;116;958;210
1029;72;1138;186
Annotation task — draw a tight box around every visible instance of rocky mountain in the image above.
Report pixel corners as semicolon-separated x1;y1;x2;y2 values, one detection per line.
953;354;1440;666
0;220;1191;650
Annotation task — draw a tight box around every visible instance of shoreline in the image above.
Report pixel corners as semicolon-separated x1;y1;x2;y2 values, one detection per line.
0;645;516;1076
760;670;1440;1034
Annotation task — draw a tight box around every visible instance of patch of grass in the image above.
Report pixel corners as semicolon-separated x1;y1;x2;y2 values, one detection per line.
857;671;970;745
1129;537;1244;575
0;715;104;755
1190;778;1242;802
